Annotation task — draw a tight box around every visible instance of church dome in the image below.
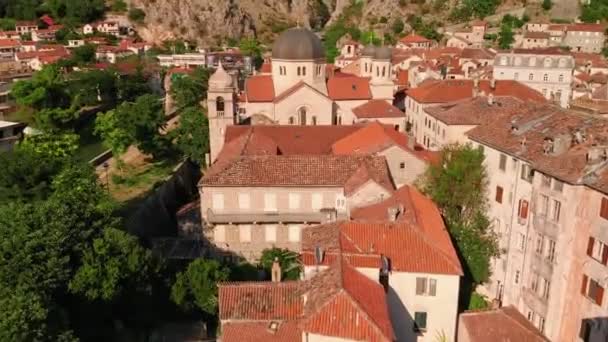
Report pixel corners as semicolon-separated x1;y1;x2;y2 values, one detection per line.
361;44;376;57
209;62;233;89
272;27;325;60
374;46;392;60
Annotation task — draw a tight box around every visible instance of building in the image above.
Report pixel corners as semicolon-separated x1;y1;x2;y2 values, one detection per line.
0;39;20;59
157;53;207;68
563;23;606;54
458;306;549;342
0;120;26;152
198;154;394;261
396;33;433;50
493;48;575;108
95;45;134;64
466;104;608;341
15;21;38;34
301;186;463;342
31;25;63;42
207;27;402;163
218;258;395;342
405;79;546;150
521;32;551;49
448;20;488;48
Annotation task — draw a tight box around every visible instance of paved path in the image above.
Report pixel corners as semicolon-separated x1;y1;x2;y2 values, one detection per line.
550;0;581;20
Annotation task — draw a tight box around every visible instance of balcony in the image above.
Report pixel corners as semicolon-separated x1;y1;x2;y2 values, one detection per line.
206;208;347;224
533;215;559;239
521;287;549;315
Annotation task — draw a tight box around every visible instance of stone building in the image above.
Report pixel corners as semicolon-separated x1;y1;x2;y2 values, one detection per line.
493;48;575;108
466;104;608;341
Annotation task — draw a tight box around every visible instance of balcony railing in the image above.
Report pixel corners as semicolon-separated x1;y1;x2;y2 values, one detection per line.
206;208;346;224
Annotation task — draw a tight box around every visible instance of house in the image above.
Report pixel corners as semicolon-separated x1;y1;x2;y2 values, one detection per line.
405;79;546;149
31;25;63;42
448;20;488;48
0;31;22;40
301;187;463;341
563;23;606;54
198;154;395;261
15;21;38;34
493;48;575;107
67;39;85;48
94;21;120;36
82;24;94;35
521;32;551;49
157;53;207;68
396;33;433;50
458;306;550;342
0;120;26;152
95;45;134;64
15;46;69;70
218;258;395;342
466;104;608;341
39;15;55;27
0;39;21;59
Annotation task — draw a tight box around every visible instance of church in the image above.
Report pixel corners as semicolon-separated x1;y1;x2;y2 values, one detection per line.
207;27;404;162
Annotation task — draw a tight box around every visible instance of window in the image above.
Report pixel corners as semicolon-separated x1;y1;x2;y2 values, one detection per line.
264;193;277;212
238;193;250;210
600;198;608;220
400;162;405;169
587;237;608;265
553;179;563;192
216;96;225;113
240;225;252;242
541;278;551;300
539;195;549;216
543;73;548;82
312;193;323;210
297;66;301;76
551;200;561;222
539;316;545;333
288;116;294;124
515;270;520;284
530;272;539;292
214;225;226;242
311;116;317;125
582;275;604;306
212;193;224;211
298;107;307;126
542;175;551;187
546;239;556;262
559;74;564;82
529;73;534;81
302;66;306;76
521;164;533;182
265;225;277;242
415;277;437;296
499;154;507;171
288;225;301;242
535;233;544;254
495;186;504;203
288;193;301;210
518;233;526;251
518;199;529;220
514;72;519;80
414;312;427;332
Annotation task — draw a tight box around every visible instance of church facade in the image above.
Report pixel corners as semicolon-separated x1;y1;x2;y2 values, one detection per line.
207;28;405;162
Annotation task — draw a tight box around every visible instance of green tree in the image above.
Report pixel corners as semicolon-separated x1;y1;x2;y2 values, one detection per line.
420;144;499;285
170;67;210;109
116;67;151;102
70;228;158;301
20;131;79;159
581;0;608;23
171;106;209;165
542;0;553;10
171;259;229;315
468;292;490;310
11;64;70;110
95;94;168;158
128;8;146;23
110;0;127;12
498;23;515;49
259;248;301;281
239;38;263;69
392;18;405;34
47;0;105;25
71;44;96;65
0;18;15;30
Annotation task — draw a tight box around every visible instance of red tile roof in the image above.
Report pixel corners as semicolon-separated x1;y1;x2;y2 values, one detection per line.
424;96;526;125
201;155;394;195
243;74;275;102
567;23;606;32
219;281;303;320
40;15;55;27
407;79;546;104
224;125;363;155
259;60;271;73
273;81;329;104
400;33;431;44
396;69;409;87
352;99;404;119
331;122;440;164
460;48;496;60
222;321;302;342
301;220;463;275
459;306;549;342
0;39;19;48
327;76;372;100
524;31;550;39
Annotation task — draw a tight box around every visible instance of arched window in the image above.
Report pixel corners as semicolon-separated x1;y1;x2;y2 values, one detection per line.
382;66;386;77
529;73;534;81
298;107;307;126
376;67;379;77
543;74;548;82
216;97;225;115
312;116;317;125
288;116;294;124
297;67;301;76
558;74;564;82
365;63;368;72
347;46;352;53
302;67;306;76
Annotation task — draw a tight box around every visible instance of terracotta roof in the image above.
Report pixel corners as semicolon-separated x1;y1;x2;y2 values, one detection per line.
471;20;487;27
352;99;404;119
509;47;570;55
201;155;394;194
219;259;395;342
592;84;608;100
243;74;275;102
16;47;68;60
0;39;19;48
400;33;431;44
407;79;546;104
547;24;566;31
424;96;525;125
339;58;361;76
459;306;550;342
327;76;372;100
460;48;496;60
259;61;271;73
224;125;363;155
40;15;55;26
567;23;606;32
396;69;409;87
572;52;608;68
273;81;329;104
331;122;440;164
524;31;550;39
301;219;463;275
222;321;301;342
16;21;37;27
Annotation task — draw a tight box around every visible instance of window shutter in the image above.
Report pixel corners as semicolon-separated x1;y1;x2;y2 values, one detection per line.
603;245;608;265
429;279;437;296
416;277;426;295
582;275;588;296
496;186;503;203
521;200;529;219
587;237;595;257
596;285;604;306
601;198;608;219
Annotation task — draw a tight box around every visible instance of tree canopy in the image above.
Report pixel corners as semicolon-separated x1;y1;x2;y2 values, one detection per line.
171;106;209;165
171;259;229;315
259;248;301;281
170;67;210;110
581;0;608;23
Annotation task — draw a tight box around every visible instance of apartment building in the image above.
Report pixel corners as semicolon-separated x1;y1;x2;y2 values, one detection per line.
447;20;488;48
466;104;608;341
563;23;606;54
405;79;545;150
458;306;549;342
199;154;394;262
301;186;463;342
0;120;25;152
493;48;575;108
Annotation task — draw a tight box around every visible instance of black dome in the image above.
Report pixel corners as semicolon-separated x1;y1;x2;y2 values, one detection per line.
272;28;325;60
374;46;392;60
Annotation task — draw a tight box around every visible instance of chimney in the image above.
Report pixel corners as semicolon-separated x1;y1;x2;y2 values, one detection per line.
473;77;479;98
490;78;496;90
387;206;400;222
487;93;494;106
271;257;281;282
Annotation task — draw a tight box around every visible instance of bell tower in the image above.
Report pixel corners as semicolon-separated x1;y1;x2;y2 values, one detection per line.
207;62;235;164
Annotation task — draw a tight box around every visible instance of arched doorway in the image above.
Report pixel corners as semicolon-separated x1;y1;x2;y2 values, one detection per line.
298;107;307;126
216;96;225;116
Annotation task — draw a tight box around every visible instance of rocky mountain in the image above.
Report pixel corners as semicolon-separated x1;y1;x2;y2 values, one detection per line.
129;0;429;46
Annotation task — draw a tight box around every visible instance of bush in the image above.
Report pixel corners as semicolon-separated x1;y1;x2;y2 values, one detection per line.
542;0;552;11
468;292;490;310
392;18;405;34
128;8;146;23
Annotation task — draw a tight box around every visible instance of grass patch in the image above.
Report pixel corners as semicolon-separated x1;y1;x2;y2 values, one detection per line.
108;158;178;203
